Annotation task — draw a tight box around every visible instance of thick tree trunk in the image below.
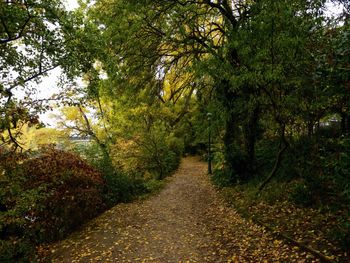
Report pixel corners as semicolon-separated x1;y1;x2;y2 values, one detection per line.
223;113;236;172
215;78;238;175
244;105;260;166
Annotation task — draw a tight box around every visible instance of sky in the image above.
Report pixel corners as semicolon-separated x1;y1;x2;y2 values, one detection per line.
65;0;79;11
34;0;79;126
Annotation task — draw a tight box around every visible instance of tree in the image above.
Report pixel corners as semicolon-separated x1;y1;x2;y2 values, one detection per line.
0;0;95;150
89;0;252;177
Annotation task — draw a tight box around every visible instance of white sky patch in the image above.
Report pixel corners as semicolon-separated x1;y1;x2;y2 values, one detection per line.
32;68;64;127
13;67;66;127
37;0;79;126
36;69;86;127
325;1;345;19
5;0;87;128
64;0;79;11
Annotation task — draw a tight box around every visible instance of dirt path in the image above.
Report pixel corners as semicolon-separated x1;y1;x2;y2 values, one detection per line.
42;157;318;262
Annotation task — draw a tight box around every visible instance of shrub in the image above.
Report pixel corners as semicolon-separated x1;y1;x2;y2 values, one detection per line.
289;180;314;207
211;168;236;187
73;142;155;206
211;146;252;186
0;147;105;261
139;127;183;179
103;171;148;206
116;122;184;180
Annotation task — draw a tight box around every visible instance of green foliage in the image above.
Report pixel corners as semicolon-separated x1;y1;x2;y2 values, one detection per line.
211;146;253;186
0;238;33;263
72;140;171;207
0;132;180;261
285;137;350;208
211;169;235;188
328;216;350;252
102;172;146;206
143;179;165;194
132;123;184;180
73;141;110;172
253;135;350;208
235;135;350;251
72;142;142;205
1;0;349;259
289;181;314;207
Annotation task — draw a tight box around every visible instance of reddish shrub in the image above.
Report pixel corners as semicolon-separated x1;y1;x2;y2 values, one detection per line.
17;147;106;241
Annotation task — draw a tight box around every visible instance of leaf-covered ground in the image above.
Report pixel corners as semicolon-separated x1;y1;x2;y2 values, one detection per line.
38;157;320;262
221;186;349;262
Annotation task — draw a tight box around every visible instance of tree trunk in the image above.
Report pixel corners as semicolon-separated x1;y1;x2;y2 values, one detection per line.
307;120;314;138
223;113;236;172
258;124;289;192
340;112;350;135
215;78;238;175
78;105;113;170
244;105;260;166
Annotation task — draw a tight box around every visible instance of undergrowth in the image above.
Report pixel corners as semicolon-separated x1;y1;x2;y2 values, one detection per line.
0;142;180;262
212;136;350;262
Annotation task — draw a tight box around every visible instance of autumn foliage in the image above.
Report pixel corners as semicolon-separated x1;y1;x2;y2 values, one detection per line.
0;147;106;261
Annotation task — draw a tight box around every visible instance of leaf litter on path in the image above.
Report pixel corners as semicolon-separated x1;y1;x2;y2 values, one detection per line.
39;157;320;262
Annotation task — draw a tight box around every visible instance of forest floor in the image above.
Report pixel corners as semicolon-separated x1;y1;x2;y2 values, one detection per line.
39;157;320;262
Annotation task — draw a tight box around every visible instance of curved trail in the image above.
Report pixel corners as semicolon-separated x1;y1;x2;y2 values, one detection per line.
43;157;318;262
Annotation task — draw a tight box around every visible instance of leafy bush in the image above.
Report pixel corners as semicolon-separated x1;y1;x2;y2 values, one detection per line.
327;215;350;253
139;125;183;179
73;142;111;173
103;171;148;206
211;169;236;187
211;146;252;186
143;178;165;193
73;142;151;206
0;147;105;261
254;136;350;251
286;137;350;207
288;180;314;207
115;122;184;180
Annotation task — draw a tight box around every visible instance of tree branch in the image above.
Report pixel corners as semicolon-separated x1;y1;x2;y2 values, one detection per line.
202;0;237;28
8;65;58;91
0;1;32;44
